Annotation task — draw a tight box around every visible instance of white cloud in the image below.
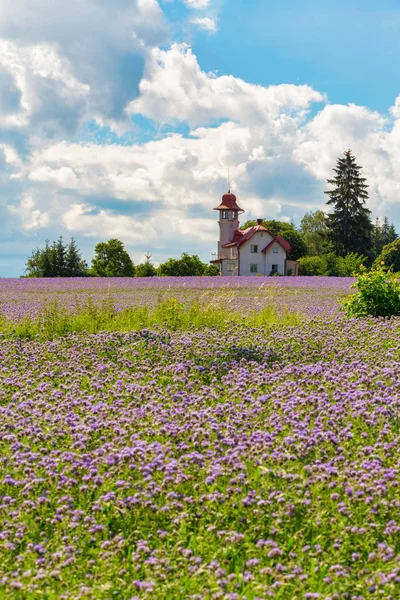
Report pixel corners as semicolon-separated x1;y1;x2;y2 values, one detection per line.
129;44;325;127
8;194;49;230
0;0;167;137
192;17;217;32
62;203;155;243
183;0;211;8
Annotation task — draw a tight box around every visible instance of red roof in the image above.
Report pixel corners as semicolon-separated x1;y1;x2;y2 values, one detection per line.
222;225;291;254
214;192;244;213
261;237;291;254
274;236;291;253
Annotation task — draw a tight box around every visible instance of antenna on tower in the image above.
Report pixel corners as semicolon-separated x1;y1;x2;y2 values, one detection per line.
228;165;231;193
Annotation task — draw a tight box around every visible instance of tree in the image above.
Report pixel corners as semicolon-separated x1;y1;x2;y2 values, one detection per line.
91;239;135;277
136;252;157;277
372;217;398;259
298;252;366;277
157;253;206;276
25;248;45;277
25;237;87;277
376;238;400;273
298;255;325;276
204;264;220;276
66;237;88;277
241;219;307;260
325;150;373;257
300;210;330;256
55;237;67;277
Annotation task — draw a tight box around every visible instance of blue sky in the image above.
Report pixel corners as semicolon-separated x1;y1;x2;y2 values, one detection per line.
0;0;400;276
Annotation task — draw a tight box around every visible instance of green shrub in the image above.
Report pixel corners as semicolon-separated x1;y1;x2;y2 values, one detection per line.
298;252;366;277
343;265;400;318
298;255;325;275
375;238;400;272
340;252;367;276
204;264;220;276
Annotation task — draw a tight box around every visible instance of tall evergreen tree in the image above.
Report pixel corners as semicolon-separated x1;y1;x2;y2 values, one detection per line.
65;237;87;277
325;150;373;257
55;237;67;277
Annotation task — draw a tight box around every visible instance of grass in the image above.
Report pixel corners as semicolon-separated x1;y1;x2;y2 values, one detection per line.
0;295;302;340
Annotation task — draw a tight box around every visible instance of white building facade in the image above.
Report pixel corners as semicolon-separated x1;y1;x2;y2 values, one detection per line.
211;191;298;276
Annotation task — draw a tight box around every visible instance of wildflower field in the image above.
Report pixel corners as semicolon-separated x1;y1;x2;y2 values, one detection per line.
1;277;400;600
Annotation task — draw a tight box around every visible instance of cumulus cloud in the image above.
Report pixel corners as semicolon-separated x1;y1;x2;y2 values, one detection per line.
8;194;49;230
129;44;324;127
0;0;167;137
62;203;155;243
192;17;217;32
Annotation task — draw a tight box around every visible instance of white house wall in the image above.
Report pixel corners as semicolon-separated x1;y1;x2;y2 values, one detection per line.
264;246;286;275
239;231;271;276
239;232;286;276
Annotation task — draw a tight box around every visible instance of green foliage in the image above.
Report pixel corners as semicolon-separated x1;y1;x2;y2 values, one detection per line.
65;237;88;276
343;265;400;318
298;252;366;276
0;296;301;340
25;237;87;277
136;253;157;277
372;217;398;260
325;150;373;257
204;264;220;276
157;253;207;276
340;252;367;276
298;255;326;276
375;238;400;273
91;239;135;277
300;209;331;256
241;219;307;260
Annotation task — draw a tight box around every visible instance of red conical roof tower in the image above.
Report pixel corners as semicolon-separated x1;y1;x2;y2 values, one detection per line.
213;191;244;213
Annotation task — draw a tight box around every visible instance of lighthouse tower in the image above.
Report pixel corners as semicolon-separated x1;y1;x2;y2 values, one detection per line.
213;190;244;259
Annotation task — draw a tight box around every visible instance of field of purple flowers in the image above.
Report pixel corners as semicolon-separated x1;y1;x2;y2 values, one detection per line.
1;277;400;599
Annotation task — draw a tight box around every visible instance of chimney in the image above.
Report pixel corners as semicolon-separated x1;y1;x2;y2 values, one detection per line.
257;218;263;226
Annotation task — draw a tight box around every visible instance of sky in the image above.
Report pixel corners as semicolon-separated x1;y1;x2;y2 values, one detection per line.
1;0;400;276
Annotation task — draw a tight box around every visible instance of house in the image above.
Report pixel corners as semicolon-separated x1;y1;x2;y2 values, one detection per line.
210;190;299;276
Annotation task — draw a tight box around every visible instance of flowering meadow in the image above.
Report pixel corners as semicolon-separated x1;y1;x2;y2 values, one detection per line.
1;277;400;599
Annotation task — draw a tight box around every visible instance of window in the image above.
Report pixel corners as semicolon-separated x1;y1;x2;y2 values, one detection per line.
221;210;228;219
251;245;258;253
250;264;258;273
271;264;278;273
273;247;279;254
226;262;236;272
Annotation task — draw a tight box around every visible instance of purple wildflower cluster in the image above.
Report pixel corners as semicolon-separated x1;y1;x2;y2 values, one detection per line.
0;278;399;599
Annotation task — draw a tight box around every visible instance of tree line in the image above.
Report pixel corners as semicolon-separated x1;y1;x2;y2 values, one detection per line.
24;149;400;277
25;238;220;278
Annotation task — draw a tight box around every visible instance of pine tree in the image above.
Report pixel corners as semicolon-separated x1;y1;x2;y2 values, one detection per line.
55;237;67;277
325;150;372;257
136;252;157;277
66;237;86;277
42;240;54;277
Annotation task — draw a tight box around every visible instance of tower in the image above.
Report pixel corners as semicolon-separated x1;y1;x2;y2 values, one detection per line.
213;190;244;259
